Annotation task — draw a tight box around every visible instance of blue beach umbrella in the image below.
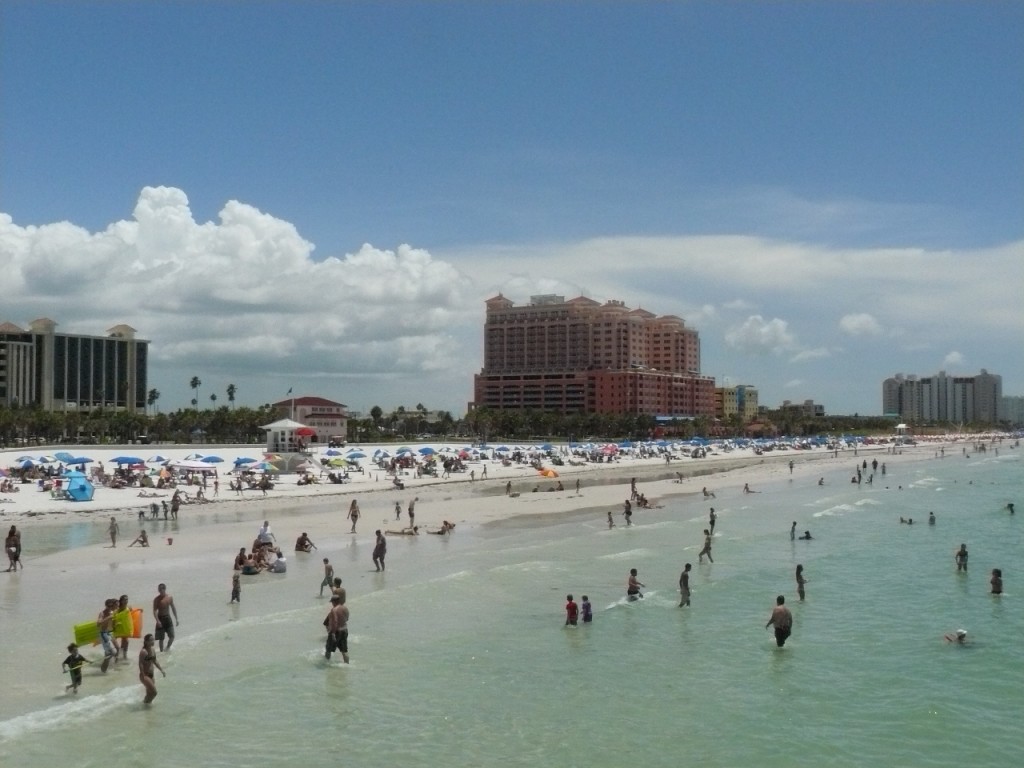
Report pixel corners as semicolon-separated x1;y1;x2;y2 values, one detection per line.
418;446;437;455
346;451;367;459
324;449;343;456
17;459;38;469
233;457;258;466
67;456;94;464
111;456;145;465
147;455;168;463
201;455;224;463
55;451;77;463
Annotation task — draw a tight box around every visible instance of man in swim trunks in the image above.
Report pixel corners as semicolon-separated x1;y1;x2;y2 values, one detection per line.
627;568;645;600
153;583;179;651
325;595;350;663
372;530;387;571
678;563;692;607
765;595;793;647
565;594;579;626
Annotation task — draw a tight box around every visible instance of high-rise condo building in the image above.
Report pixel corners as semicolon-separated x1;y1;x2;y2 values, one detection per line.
473;294;715;417
882;369;1002;424
0;318;149;413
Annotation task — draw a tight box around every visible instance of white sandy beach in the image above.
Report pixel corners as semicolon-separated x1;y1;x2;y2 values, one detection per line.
1;437;955;563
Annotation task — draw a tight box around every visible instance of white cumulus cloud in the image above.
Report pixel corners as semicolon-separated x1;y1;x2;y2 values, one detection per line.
725;315;797;355
943;351;965;367
839;313;883;336
0;186;475;409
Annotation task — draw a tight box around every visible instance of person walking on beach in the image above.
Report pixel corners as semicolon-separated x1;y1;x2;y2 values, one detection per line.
765;595;793;647
678;563;692;607
708;508;717;535
108;517;120;547
5;525;22;571
796;565;808;601
138;633;166;704
698;529;714;563
623;499;633;526
627;568;645;601
394;501;402;521
116;594;133;662
153;583;179;652
955;544;968;572
505;481;512;496
320;558;335;597
97;599;117;673
565;594;579;626
347;500;360;533
325;595;350;663
62;643;90;693
373;530;387;572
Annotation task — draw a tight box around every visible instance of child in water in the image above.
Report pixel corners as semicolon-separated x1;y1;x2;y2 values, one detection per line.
230;573;241;603
581;595;593;623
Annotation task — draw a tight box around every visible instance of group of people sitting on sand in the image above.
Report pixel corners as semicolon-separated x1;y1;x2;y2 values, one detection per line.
233;545;287;574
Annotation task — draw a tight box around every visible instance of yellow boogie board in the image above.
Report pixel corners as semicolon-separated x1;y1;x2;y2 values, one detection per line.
73;621;100;646
115;607;144;639
73;608;142;645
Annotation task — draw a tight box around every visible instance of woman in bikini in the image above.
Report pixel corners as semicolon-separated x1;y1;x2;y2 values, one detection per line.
138;633;166;704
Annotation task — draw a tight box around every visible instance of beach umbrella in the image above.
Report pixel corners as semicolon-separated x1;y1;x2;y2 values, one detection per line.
37;455;57;463
346;451;367;459
183;452;204;461
324;449;343;456
233;457;259;465
200;455;224;463
375;450;391;459
263;453;282;461
67;456;94;464
17;459;38;469
54;451;77;463
295;426;316;437
396;446;412;454
495;445;510;452
111;456;145;465
327;457;348;467
147;455;168;463
538;468;559;478
16;456;37;463
0;468;8;477
418;446;437;455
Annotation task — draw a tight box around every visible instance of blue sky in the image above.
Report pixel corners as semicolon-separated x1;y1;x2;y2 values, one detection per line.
2;2;1022;418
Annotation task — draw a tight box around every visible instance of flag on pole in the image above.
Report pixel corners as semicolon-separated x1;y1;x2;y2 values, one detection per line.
287;388;293;395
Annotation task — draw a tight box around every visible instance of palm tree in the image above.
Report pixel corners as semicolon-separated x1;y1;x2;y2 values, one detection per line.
189;377;202;410
210;393;218;406
147;388;161;415
226;383;237;409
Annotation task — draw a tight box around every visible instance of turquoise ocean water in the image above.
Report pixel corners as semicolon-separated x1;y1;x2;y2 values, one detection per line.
1;447;1021;767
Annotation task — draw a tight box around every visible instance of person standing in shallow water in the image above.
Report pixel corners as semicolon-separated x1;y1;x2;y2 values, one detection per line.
347;500;360;533
627;568;645;600
372;530;386;572
698;529;713;563
138;633;166;704
795;565;808;601
955;544;968;572
765;595;793;647
991;568;1003;595
678;563;691;607
708;508;717;535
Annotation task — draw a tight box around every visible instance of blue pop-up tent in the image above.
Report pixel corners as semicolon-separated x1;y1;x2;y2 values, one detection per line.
62;470;95;502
